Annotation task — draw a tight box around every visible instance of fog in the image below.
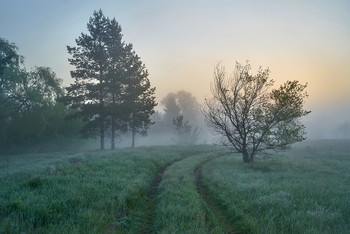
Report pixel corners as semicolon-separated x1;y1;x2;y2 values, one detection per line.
111;90;215;148
101;88;350;150
303;99;350;140
1;1;349;153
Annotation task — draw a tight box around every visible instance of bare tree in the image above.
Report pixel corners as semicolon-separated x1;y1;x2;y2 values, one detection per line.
202;62;310;163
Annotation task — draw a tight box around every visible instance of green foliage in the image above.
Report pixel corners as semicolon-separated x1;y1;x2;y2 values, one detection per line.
0;38;82;150
0;37;22;76
0;39;26;120
1;102;83;149
1;60;62;116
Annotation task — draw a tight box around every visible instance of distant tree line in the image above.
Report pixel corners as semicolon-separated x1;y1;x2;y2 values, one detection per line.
0;38;83;153
147;90;203;145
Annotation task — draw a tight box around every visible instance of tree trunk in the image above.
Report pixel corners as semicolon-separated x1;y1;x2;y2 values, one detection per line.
131;112;135;148
111;93;116;149
242;148;254;163
111;116;115;149
249;154;254;163
99;67;104;150
132;127;135;148
100;122;105;150
242;151;250;163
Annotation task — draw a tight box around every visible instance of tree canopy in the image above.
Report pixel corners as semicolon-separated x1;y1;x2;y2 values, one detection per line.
0;38;83;153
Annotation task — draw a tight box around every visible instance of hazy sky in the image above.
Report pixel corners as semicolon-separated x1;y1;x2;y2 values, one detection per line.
1;0;349;138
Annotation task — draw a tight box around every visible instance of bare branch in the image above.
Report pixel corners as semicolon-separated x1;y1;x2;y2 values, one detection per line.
202;61;310;163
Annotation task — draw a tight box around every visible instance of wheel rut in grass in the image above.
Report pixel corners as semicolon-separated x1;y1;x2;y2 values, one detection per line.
195;159;239;234
140;158;182;234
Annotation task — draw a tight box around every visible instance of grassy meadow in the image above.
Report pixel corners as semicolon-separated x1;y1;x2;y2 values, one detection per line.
0;146;211;233
202;142;350;233
0;140;349;233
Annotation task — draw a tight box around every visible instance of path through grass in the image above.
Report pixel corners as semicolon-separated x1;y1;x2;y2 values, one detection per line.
0;145;210;233
151;150;233;233
1;142;349;233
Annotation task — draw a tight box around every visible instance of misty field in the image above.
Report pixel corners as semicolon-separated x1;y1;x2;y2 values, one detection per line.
1;141;349;233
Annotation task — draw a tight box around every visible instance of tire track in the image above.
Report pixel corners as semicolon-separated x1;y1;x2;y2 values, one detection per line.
140;158;183;234
195;158;240;234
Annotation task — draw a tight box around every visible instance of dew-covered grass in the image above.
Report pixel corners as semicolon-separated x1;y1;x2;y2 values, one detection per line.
0;145;210;233
202;143;350;233
151;151;226;233
1;141;349;233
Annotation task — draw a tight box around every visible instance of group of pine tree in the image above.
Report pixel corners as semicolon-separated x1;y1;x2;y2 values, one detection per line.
64;10;156;150
0;10;156;152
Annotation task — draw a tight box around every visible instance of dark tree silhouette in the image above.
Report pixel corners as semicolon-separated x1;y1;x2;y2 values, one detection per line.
0;38;22;76
66;10;110;150
123;48;156;148
161;92;181;125
202;62;310;163
66;10;156;150
161;90;200;125
0;38;25;119
104;18;128;149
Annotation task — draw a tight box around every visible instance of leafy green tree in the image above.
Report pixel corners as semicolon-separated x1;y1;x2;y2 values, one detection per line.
23;67;63;110
0;66;27;120
0;38;26;120
0;66;61;118
202;62;310;163
0;38;83;153
3;66;70;144
0;37;22;76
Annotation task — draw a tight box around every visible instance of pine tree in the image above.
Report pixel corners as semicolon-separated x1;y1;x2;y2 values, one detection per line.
66;10;110;150
104;18;127;149
124;47;156;148
66;10;157;150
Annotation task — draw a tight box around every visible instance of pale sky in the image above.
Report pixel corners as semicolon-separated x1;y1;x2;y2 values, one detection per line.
1;0;349;138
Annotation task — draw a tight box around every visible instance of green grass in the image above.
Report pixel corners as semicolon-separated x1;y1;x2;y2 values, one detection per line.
1;141;349;233
201;147;350;233
0;145;210;233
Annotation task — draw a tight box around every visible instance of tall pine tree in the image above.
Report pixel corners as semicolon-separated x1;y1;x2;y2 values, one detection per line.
124;47;156;148
104;18;128;149
66;10;110;150
66;10;156;150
